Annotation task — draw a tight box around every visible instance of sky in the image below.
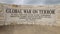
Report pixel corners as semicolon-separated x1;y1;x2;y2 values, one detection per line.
0;0;60;5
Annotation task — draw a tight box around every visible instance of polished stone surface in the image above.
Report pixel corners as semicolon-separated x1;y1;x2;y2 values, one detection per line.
0;24;60;34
